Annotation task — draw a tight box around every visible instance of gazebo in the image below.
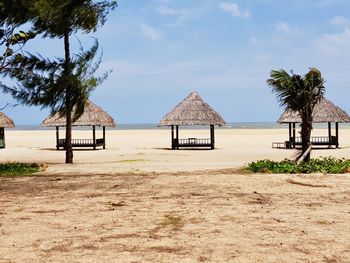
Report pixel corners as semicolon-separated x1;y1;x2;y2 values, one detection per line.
41;101;116;150
275;98;350;148
0;112;15;149
159;91;225;150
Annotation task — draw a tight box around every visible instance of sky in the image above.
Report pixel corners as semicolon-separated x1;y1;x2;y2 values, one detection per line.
1;0;350;124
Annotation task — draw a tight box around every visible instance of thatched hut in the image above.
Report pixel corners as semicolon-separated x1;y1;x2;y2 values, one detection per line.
41;101;116;150
0;112;15;149
159;91;225;149
276;98;350;148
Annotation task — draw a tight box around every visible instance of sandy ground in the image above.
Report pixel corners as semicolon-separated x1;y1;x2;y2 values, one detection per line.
1;172;350;262
0;128;350;262
2;128;350;173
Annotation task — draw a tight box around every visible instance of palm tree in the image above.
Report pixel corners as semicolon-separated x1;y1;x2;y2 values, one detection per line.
267;68;325;162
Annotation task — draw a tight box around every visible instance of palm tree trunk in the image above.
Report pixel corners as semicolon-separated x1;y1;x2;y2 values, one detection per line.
300;111;313;162
64;30;73;164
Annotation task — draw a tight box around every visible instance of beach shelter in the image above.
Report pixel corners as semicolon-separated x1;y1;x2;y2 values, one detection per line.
41;100;116;150
276;98;350;148
159;91;225;150
0;112;15;149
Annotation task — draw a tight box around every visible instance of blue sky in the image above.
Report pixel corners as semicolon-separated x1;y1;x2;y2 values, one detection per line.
1;0;350;124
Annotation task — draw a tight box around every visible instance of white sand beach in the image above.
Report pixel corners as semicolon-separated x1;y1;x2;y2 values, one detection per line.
2;128;350;173
1;128;350;262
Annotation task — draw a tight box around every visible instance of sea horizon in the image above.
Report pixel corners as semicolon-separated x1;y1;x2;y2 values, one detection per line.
11;122;350;130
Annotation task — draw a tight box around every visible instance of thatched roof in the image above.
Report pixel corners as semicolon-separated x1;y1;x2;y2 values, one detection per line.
159;91;226;126
41;101;116;127
0;112;15;128
277;98;350;123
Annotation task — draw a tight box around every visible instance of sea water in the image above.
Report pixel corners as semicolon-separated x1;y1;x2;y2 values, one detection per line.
13;122;350;130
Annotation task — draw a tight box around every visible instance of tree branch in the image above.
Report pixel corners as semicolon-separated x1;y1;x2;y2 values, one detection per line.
0;102;10;110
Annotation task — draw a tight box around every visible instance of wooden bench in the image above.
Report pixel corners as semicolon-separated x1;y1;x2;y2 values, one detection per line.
272;136;339;149
274;136;339;149
57;138;105;150
173;138;214;149
272;141;291;149
293;136;338;146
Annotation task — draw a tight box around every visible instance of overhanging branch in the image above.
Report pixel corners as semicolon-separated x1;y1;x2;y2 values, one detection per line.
0;102;10;110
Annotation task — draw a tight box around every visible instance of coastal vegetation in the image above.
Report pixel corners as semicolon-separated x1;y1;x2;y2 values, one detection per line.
0;0;117;164
0;163;41;176
248;157;350;174
267;68;325;162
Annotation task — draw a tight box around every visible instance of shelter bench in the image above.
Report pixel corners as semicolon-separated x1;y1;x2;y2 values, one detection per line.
272;141;291;149
272;136;338;149
293;136;338;147
57;138;105;150
173;138;214;149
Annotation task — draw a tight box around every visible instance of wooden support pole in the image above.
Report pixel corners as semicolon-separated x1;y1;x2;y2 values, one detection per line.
176;125;179;149
102;126;105;149
336;122;339;148
0;127;5;148
288;123;292;140
328;122;331;144
210;125;215;149
292;123;296;148
56;126;59;150
93;125;96;150
171;125;175;149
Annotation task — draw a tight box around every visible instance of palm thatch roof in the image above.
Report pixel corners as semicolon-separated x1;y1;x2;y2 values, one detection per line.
159;91;226;126
0;112;15;128
41;101;116;127
277;98;350;123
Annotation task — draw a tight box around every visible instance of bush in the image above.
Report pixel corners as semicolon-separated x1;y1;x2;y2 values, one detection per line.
247;157;350;174
0;163;41;176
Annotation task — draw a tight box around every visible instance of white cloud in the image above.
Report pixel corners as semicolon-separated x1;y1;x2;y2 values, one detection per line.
315;28;350;55
156;5;202;26
218;2;250;18
140;23;163;42
100;22;129;35
330;16;350;28
276;21;304;36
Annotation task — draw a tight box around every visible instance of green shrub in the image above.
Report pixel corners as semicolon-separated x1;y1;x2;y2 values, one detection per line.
247;157;350;174
0;163;41;176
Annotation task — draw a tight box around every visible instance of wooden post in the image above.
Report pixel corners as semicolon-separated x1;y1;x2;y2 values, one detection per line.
292;123;296;148
328;122;331;146
56;126;59;150
176;125;179;149
0;127;4;148
171;125;174;149
103;126;106;149
93;125;96;150
288;123;292;140
336;122;339;148
210;125;215;149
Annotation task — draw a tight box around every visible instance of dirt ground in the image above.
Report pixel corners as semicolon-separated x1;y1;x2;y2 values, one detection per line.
1;170;349;262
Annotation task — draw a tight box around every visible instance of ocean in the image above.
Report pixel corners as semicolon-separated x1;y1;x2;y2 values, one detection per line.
12;122;350;130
